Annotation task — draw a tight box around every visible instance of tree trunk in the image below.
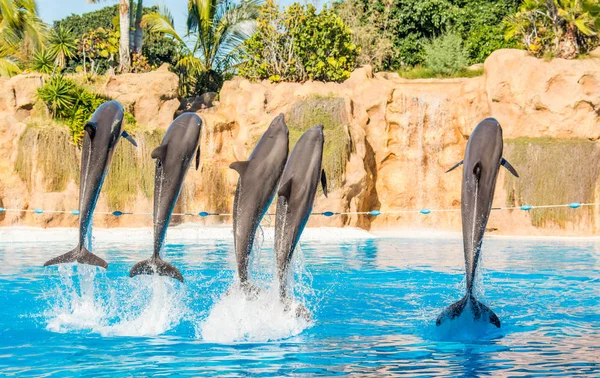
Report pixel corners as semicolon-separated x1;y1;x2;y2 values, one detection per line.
129;0;135;51
119;0;131;72
559;24;580;59
134;0;144;54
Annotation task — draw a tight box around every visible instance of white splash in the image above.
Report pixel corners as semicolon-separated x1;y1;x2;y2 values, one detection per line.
44;267;186;337
198;284;311;343
198;239;314;343
45;264;106;333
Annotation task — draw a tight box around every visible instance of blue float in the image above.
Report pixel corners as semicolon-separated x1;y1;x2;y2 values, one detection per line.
0;208;4;213
520;205;532;211
420;209;431;215
199;212;209;217
569;202;581;209
71;210;80;215
33;209;43;214
323;211;334;217
112;211;123;216
369;210;381;216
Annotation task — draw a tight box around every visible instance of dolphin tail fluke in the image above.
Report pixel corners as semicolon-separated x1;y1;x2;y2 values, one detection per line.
436;295;500;328
129;257;184;282
43;246;108;269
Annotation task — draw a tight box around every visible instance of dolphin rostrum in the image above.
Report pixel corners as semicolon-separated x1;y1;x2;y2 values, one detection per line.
230;114;289;293
44;100;137;268
437;118;518;328
275;125;327;306
129;113;202;282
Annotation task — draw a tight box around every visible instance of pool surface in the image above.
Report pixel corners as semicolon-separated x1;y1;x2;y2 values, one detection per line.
1;228;599;376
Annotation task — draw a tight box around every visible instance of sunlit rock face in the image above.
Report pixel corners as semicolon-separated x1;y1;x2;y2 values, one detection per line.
1;50;599;235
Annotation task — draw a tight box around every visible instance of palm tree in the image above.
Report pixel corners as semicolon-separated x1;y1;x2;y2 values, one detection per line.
555;0;600;58
87;0;131;71
143;0;262;95
48;25;77;70
0;0;47;76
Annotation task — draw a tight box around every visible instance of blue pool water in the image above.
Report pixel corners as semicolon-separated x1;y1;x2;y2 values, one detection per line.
0;228;599;376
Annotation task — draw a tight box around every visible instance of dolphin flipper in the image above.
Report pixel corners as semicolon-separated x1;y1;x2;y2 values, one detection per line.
129;257;184;282
321;169;328;198
195;146;200;170
121;131;137;147
43;246;108;269
501;158;519;178
436;295;500;328
446;160;463;173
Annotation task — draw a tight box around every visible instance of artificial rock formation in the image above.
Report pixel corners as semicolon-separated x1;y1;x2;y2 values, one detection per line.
1;49;599;235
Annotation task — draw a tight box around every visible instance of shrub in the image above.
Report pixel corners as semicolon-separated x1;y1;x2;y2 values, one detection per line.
30;50;55;75
239;0;358;83
37;75;108;144
333;0;520;70
423;32;469;75
505;0;600;59
78;27;119;75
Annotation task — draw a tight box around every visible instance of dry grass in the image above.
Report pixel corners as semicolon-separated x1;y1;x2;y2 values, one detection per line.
104;128;165;209
14;121;79;192
504;138;600;228
286;95;350;189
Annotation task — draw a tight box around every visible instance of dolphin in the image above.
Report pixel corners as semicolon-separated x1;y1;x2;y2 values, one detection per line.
230;114;289;293
437;118;519;328
129;113;202;282
43;100;137;268
275;125;327;305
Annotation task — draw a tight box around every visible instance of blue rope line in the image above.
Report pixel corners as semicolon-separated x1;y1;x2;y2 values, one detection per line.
0;202;594;217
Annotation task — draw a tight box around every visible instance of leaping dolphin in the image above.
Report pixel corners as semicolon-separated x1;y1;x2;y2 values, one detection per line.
44;100;137;268
437;118;518;328
275;125;327;307
230;114;289;293
129;113;202;282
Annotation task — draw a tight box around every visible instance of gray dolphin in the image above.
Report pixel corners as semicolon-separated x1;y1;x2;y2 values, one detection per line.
437;118;518;328
275;125;327;304
129;113;202;282
230;114;289;293
44;100;137;268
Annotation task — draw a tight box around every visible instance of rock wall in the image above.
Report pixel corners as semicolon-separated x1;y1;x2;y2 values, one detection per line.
1;49;599;235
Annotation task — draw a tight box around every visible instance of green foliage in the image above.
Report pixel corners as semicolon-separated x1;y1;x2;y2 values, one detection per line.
143;1;261;96
78;27;119;74
30;49;54;74
0;0;47;76
48;25;78;69
397;66;484;79
53;5;178;74
334;0;395;72
333;0;520;70
423;32;469;74
239;1;358;83
505;0;600;59
53;5;117;37
37;75;107;144
14;123;79;192
504;138;600;228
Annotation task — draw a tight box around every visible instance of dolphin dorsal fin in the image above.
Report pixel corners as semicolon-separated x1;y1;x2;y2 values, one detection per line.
501;158;519;178
446;160;463;173
321;169;328;198
84;121;97;139
279;178;293;200
229;161;250;176
121;130;137;147
195;146;201;170
151;144;167;160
